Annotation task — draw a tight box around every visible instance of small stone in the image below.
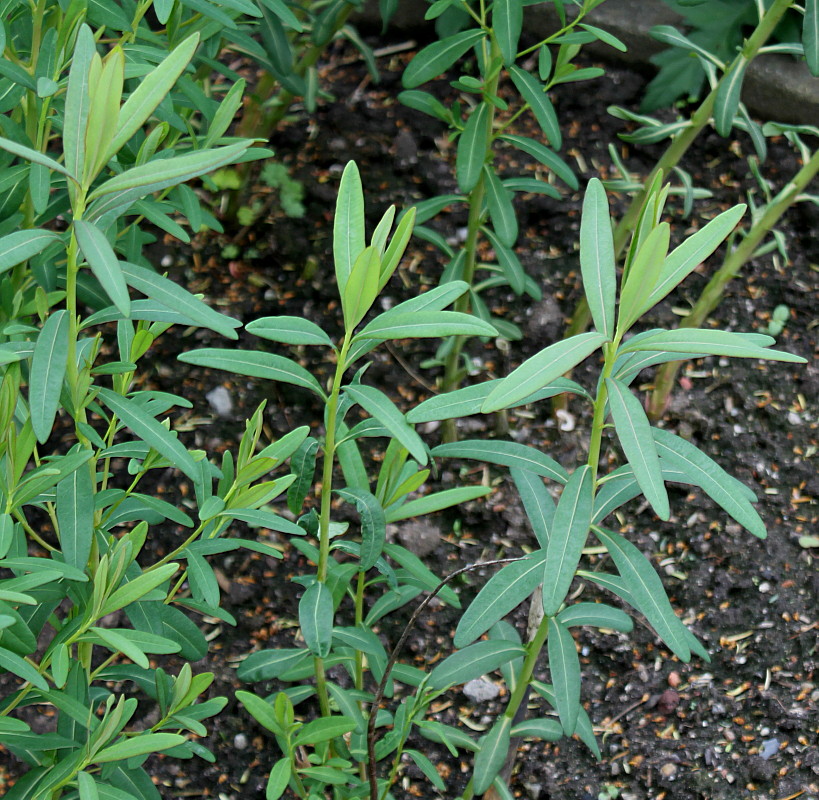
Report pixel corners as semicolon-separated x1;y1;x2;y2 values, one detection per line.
659;762;677;780
463;678;500;704
234;733;248;749
758;581;771;593
656;688;680;715
206;386;233;417
667;671;681;688
760;738;780;760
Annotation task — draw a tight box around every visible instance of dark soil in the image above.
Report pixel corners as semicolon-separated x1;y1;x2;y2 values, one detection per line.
3;33;818;800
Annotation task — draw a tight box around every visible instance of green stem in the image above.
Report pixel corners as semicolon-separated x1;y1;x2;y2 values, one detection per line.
587;341;619;481
648;146;819;419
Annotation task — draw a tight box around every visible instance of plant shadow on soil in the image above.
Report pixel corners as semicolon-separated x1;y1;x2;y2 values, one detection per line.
2;34;818;800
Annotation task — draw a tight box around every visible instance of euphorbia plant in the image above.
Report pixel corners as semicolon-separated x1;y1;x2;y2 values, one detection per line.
190;164;804;800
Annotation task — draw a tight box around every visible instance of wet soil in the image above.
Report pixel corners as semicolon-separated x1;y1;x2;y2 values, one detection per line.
3;33;818;800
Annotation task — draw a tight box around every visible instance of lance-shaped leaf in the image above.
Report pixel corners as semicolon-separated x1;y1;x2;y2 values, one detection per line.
483;165;518;247
98;562;179;617
63;25;95;181
342;245;380;331
483;225;525;293
605;378;669;520
379;206;416;290
402;30;486;88
404;750;445;791
299;582;333;658
30;310;70;443
457;103;490;193
385;485;490;523
652;427;766;538
579;178;616;338
0;136;78;182
336;488;386;570
494;0;522;65
556;602;633;632
293;715;356;746
645;204;745;310
0;230;61;274
177;349;325;397
120;261;240;340
97;388;199;480
805;0;819;75
592;527;691;660
265;759;291;800
74;220;130;316
547;616;581;735
333;161;365;295
433;439;568;484
616;221;669;334
383;543;459;607
500;134;577;189
454;551;547;648
246;315;333;346
57;460;94;570
474;716;512;794
482;332;607;413
106;33;199;162
618;328;806;363
429;640;525;690
0;646;49;690
511;468;556;547
344;384;428;466
508;65;561;148
355;310;497;341
94;733;185;763
398;89;451;122
541;465;592;615
593;463;687;523
714;56;747;137
236;691;284;736
236;648;310;681
85;142;250;221
649;24;723;66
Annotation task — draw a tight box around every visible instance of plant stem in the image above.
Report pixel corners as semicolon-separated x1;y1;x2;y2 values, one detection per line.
587;341;618;481
648;146;819;419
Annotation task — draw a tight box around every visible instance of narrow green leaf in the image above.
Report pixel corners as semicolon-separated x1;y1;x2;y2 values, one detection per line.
494;0;522;65
433;439;568;484
385;485;490;523
246;316;333;347
95;733;185;763
266;758;291;800
579;22;627;52
57;458;94;570
333;161;365;295
649;24;721;65
605;378;669;520
645;205;746;309
405;749;445;791
511;468;555;547
236;691;284;735
383;543;459;607
90;626;149;668
397;89;451;122
0;645;48;689
237;648;310;681
457;103;490;193
454;551;547;648
714;57;747;137
342;245;380;331
473;716;512;794
579;178;616;338
547;616;581;735
299;582;333;658
30;310;70;444
805;0;819;75
357;310;497;341
500;134;577;189
482;332;607;412
97;389;199;480
77;771;100;800
429;640;525;690
0;230;61;274
402;30;487;88
107;34;199;161
542;466;593;615
617;222;669;334
556;602;633;632
619;328;806;363
63;25;95;181
0;136;77;182
99;562;178;617
483;225;525;293
344;384;428;466
510;717;563;740
120;262;241;340
508;66;561;148
652;427;766;538
293;715;356;746
591;527;691;660
336;488;386;570
483;165;518;247
379;206;416;290
75;220;130;316
185;549;219;607
177;349;326;396
502;176;562;199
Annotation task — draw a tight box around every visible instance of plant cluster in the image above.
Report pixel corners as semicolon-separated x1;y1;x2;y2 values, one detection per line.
0;1;812;799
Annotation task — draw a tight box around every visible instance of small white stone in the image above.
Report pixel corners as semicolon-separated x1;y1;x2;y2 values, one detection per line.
206;386;233;417
759;581;771;593
463;678;500;704
233;733;248;749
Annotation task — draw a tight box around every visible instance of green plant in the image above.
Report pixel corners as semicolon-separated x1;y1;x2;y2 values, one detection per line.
184;163;804;800
0;26;286;799
395;0;624;431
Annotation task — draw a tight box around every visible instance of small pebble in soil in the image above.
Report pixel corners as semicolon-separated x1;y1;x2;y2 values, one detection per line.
463;678;500;704
667;671;681;688
233;733;248;750
659;762;678;780
206;385;234;417
760;738;780;760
